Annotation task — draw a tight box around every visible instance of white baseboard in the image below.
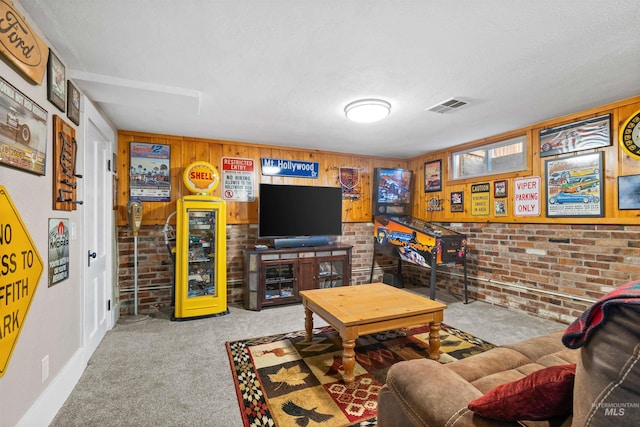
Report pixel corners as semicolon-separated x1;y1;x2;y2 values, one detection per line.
17;349;86;427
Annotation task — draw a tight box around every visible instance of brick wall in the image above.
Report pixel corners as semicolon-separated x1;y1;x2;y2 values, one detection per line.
404;223;640;324
117;222;640;322
116;222;381;315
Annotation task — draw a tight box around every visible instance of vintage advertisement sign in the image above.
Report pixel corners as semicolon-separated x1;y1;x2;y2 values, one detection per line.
620;109;640;160
0;186;43;378
539;114;611;157
261;157;319;178
514;177;541;216
183;161;219;195
48;218;69;287
339;167;361;199
470;182;490;216
0;1;48;84
129;142;171;201
545;152;603;218
0;76;47;175
221;157;255;202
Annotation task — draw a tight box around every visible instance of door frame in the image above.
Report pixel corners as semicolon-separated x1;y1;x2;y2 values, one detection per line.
81;99;117;357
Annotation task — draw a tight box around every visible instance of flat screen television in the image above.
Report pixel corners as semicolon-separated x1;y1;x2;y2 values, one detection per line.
259;183;343;248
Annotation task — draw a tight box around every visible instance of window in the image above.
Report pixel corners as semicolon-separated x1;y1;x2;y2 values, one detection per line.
452;136;527;179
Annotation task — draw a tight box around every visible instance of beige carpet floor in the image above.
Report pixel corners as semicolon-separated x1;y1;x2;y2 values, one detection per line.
49;287;568;426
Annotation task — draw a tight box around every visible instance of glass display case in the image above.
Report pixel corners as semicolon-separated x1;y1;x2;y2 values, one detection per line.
175;195;227;319
187;210;217;298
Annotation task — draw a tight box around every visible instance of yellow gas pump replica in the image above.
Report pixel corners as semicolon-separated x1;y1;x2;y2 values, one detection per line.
174;161;227;320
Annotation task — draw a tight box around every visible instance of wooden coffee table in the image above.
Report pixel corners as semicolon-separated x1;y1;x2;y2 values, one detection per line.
299;282;447;387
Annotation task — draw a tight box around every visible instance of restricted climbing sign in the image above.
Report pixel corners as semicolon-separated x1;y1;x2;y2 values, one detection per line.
0;186;43;378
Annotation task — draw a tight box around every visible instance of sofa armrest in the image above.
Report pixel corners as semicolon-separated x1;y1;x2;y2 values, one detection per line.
378;359;514;427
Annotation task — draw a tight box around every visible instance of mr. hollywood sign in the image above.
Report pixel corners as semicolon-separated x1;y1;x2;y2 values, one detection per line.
261;157;319;178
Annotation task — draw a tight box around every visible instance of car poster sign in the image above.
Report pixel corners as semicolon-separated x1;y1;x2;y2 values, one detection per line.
539;114;611;157
0;76;48;175
129;142;171;201
545;152;603;218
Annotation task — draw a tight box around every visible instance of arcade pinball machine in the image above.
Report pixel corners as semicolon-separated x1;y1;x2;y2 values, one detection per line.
370;167;468;302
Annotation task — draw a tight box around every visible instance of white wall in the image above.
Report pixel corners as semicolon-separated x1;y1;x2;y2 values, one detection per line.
0;3;115;425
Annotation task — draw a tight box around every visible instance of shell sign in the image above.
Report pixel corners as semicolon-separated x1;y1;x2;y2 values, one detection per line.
0;186;43;378
183;161;220;195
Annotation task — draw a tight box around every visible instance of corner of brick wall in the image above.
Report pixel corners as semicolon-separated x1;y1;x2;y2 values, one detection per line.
116;221;640;323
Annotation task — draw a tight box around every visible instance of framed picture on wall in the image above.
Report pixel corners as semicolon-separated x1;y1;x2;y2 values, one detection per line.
424;160;442;192
47;49;66;112
539;114;611;157
494;180;507;198
66;80;80;125
129;142;171;201
545;152;603;218
450;191;464;212
494;199;507;216
0;76;48;175
618;174;640;210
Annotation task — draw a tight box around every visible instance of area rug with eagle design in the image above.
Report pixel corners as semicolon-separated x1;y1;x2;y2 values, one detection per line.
226;323;494;427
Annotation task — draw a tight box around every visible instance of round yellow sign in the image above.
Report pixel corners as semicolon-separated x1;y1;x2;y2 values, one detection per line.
183;161;219;194
620;108;640;160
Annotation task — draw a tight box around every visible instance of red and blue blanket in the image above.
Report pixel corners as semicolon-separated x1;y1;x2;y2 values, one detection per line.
562;280;640;349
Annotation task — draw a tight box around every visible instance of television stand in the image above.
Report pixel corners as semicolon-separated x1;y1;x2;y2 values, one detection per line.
243;244;352;311
273;236;330;249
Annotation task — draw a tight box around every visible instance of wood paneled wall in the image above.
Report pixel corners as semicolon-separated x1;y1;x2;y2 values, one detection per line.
116;133;405;226
408;96;640;225
116;95;640;227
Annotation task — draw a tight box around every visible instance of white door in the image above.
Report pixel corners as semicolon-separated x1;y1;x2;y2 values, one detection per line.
83;117;112;357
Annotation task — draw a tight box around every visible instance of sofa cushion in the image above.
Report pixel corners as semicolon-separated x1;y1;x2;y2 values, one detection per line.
467;364;576;421
501;331;566;361
446;347;533;383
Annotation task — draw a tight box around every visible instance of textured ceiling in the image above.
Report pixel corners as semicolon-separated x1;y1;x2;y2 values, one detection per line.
19;0;640;158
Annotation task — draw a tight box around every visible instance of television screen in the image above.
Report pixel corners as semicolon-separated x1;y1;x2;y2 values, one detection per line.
259;184;343;238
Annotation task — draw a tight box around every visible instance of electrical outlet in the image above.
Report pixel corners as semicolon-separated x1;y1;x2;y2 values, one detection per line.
41;355;49;383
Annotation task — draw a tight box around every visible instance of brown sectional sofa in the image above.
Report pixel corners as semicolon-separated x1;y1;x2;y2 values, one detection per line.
377;304;640;426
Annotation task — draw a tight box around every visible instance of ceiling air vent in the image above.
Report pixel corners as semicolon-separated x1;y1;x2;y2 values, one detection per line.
425;97;470;114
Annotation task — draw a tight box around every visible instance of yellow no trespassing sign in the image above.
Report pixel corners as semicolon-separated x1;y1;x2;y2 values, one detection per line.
0;185;43;378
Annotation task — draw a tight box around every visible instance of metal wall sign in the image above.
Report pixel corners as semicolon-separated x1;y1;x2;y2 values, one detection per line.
260;157;319;178
48;218;69;287
0;185;44;378
620;109;640;160
222;157;255;202
470;182;490;216
514;177;541;216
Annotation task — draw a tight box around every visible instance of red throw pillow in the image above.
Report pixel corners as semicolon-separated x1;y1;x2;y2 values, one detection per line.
467;364;576;421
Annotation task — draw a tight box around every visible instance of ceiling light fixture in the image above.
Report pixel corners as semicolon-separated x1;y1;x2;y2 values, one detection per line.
344;99;391;123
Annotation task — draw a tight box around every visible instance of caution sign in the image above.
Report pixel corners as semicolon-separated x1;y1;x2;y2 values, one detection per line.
0;186;43;378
